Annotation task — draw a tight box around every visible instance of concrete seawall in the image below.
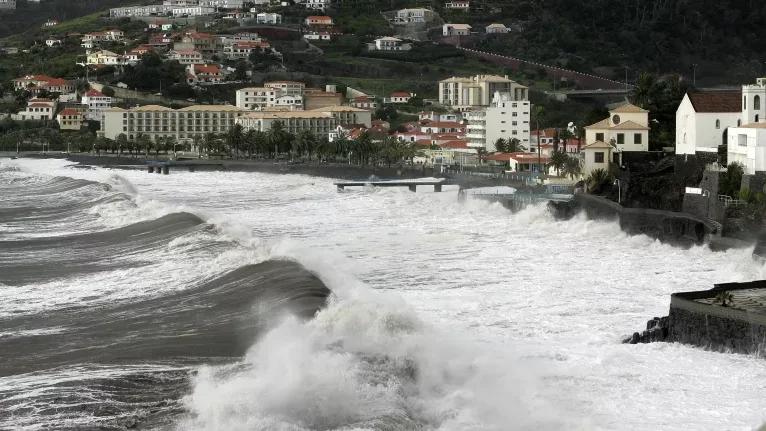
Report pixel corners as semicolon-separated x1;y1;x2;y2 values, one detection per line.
548;194;714;247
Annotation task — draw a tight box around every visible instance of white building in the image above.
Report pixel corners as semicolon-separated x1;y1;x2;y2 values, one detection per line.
273;94;303;109
726;123;766;175
419;111;461;123
12;98;57;121
444;0;469;9
45;38;62;47
0;0;16;10
368;37;411;51
199;0;245;8
256;12;281;24
439;74;528;111
171;6;215;16
303;0;330;9
237;111;336;135
442;23;471;36
219;32;263;45
584;103;650;158
168;50;203;64
675;93;741;155
82;88;113;121
466;92;530;151
265;81;305;96
486;23;510;34
236;87;278;110
395;8;432;23
581;140;616;177
100;105;244;142
110;5;173;17
386;92;413;104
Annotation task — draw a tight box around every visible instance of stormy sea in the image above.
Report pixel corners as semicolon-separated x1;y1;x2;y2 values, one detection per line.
3;158;766;431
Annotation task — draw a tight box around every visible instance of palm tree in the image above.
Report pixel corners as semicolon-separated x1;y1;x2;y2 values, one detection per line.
475;146;488;164
316;134;332;161
561;156;582;180
333;130;351;162
494;138;507;153
381;135;402;167
268;121;287;159
630;72;657;108
202;132;218;156
115;133;128;156
153;135;164;156
548;150;568;176
244;129;265;158
226;123;245;158
586;168;614;192
296;129;317;161
355;130;374;166
192;134;202;157
507;138;526;152
531;105;546;175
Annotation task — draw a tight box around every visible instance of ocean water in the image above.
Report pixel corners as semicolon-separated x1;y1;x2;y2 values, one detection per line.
2;158;766;430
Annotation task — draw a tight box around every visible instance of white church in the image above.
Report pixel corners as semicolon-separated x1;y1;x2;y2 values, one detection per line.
676;77;766;174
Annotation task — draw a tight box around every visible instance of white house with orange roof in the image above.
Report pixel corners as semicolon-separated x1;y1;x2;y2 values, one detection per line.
304;15;333;27
43;19;59;27
584;103;650;152
304;0;330;10
485;23;510;34
223;41;270;60
581;140;616;177
186;64;224;84
368;37;411;51
395;130;431;143
386;92;413;104
12;75;73;93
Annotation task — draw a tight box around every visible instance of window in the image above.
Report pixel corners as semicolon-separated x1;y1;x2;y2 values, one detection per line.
612;115;621;125
756;95;761;110
596;133;604;142
501;120;506;124
512;130;518;135
512;112;517;117
512;121;517;126
634;133;642;144
757;114;761;122
738;120;742;126
715;119;720;129
617;133;625;145
744;96;747;110
594;152;605;163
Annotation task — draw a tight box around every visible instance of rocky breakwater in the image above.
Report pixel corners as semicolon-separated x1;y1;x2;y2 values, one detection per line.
624;316;670;344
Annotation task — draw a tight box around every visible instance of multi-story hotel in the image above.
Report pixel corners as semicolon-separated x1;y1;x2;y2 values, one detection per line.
236;111;336;136
235;87;279;110
100;105;243;142
439;74;528;111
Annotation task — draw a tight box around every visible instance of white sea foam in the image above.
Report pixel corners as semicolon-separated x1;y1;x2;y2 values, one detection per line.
7;159;766;430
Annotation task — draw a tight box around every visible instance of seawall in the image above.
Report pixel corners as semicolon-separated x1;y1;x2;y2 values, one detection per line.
548;194;714;247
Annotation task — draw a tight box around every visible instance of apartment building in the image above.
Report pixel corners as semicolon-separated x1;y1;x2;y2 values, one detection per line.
235;87;279;110
236;111;336;135
466;92;530;152
264;81;305;96
101;105;244;141
81;89;113;121
168;50;203;64
12;98;57;121
57;109;83;131
0;0;16;9
439;74;528;111
173;31;222;58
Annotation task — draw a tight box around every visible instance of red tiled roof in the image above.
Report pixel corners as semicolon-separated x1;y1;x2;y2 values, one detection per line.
391;92;411;97
415;139;433;146
85;89;105;97
688;93;742;113
29;98;53;102
353;96;372;102
306;15;332;20
233;41;270;48
194;64;220;73
531;128;558;138
423;121;464;128
305;92;341;98
14;74;55;82
58;108;79;116
28;103;52;108
440;140;469;149
45;78;71;86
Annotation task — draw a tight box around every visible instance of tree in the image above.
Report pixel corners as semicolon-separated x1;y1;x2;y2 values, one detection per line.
154;135;164;155
230;60;249;81
561;156;582;180
268;121;288;158
165;136;178;155
494;138;507;153
296;129;317;161
548;150;568;176
475;146;488;163
202;133;219;155
586;168;614;193
507;138;526;152
115;133;128;155
630;72;658;109
532;106;546;173
226;123;245;158
102;86;116;97
244;129;267;158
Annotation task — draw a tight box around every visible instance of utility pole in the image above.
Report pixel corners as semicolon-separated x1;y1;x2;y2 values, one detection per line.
624;66;628;89
693;63;697;87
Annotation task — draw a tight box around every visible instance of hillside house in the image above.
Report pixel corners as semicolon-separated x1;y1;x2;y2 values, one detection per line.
186;63;224;84
304;15;333;27
87;50;127;66
395;8;432;23
304;0;330;9
368;37;411;51
43;19;59;27
224;41;270;60
442;23;471;36
351;96;378;109
45;37;62;47
12;98;57;121
257;12;281;24
584;103;650;162
81;88;113;121
303;32;332;41
13;75;74;94
486;23;510;34
386;92;413;104
421;121;466;134
445;0;469;9
169;50;203;65
56;108;83;130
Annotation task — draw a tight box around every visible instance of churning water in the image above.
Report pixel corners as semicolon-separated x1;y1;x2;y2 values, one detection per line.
2;158;766;431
